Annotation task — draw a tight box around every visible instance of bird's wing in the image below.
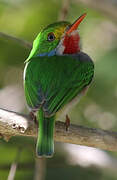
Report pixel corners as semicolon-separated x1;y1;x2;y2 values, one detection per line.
24;52;94;116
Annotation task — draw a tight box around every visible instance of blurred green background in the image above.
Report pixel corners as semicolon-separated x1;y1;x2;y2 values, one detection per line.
0;0;117;179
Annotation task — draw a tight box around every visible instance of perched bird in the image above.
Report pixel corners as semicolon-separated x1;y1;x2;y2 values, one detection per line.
24;13;94;158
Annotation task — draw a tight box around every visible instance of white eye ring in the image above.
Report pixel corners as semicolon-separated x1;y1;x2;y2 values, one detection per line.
47;32;55;42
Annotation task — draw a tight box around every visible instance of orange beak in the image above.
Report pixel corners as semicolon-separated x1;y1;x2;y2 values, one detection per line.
66;13;86;35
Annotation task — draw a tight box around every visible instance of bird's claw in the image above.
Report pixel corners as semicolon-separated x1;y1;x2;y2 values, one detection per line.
29;111;37;123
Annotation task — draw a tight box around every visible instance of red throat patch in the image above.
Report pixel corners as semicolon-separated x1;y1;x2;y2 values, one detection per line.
63;33;80;54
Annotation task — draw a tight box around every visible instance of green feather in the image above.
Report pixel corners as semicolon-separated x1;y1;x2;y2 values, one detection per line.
24;53;94;115
36;108;55;157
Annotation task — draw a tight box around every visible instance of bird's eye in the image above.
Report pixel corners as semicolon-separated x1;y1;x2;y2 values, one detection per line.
47;32;55;42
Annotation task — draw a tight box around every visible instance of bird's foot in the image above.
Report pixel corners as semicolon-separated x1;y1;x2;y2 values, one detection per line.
65;115;70;131
29;111;37;123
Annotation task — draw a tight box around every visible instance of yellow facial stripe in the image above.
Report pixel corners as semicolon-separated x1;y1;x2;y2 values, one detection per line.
54;26;67;39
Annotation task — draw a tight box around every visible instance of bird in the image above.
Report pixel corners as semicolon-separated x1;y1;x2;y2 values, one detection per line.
23;13;94;158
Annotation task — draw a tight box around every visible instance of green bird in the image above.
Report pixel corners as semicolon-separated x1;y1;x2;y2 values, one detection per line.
24;13;94;157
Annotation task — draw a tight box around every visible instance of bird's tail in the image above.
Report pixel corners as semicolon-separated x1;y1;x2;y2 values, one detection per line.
36;108;55;158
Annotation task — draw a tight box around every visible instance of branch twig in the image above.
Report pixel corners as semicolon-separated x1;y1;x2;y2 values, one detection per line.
0;108;117;152
34;158;46;180
58;0;71;21
0;32;32;49
7;148;22;180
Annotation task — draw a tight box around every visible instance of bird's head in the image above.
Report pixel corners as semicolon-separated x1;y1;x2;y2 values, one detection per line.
27;13;86;61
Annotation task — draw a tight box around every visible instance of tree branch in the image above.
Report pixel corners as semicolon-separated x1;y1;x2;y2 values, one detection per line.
0;32;32;49
0;108;117;152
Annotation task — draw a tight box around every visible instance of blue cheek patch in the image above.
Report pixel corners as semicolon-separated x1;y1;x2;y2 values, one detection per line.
48;49;56;56
36;49;56;57
37;52;48;57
